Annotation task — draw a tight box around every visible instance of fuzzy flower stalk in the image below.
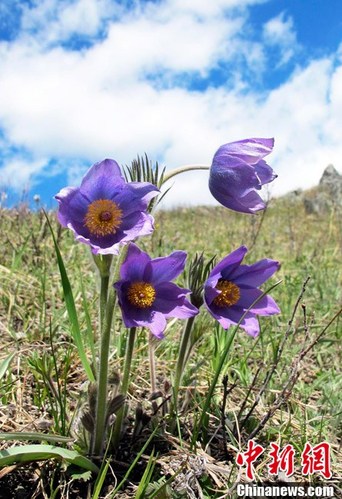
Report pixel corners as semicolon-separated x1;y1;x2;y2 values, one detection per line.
55;159;159;457
112;244;198;445
160;138;276;216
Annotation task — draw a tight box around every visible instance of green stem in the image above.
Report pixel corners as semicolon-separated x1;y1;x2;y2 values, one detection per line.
100;275;110;331
172;316;196;412
91;285;116;456
93;254;113;335
149;333;158;413
91;249;128;457
162;165;209;184
111;327;137;449
149;333;157;395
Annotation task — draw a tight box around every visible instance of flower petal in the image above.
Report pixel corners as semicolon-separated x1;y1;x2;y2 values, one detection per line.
204;300;234;329
115;182;159;216
254;159;277;186
128;181;160;204
120;303;167;339
209;174;266;213
218;138;274;164
55;187;89;225
236;312;260;337
204;284;221;306
214;305;260;337
153;282;189;311
209;138;276;213
210;155;261;195
119;244;150;281
67;214;152;254
145;311;167;339
153;282;198;318
80;159;125;200
238;190;266;212
237;288;281;315
233;259;280;287
146;251;187;284
209;246;248;281
164;299;198;319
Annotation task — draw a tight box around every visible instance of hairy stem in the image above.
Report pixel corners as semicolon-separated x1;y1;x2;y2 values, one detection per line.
91;285;116;456
91;250;127;457
162;165;209;184
172;316;196;412
149;333;159;412
111;327;137;449
149;333;157;394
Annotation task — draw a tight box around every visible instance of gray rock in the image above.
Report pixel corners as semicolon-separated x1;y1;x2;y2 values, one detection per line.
303;164;342;214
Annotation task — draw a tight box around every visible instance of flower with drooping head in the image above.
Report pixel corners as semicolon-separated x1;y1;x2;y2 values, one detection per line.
55;159;159;254
114;244;198;338
209;138;277;214
204;246;280;337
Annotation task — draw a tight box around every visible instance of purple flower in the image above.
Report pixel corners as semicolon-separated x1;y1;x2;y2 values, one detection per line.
114;244;198;338
204;246;280;337
55;159;159;254
209;138;277;214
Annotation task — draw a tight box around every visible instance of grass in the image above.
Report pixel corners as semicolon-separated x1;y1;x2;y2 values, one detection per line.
0;197;341;498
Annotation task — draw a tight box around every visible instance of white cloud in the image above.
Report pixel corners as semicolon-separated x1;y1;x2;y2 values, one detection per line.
262;12;298;65
20;0;120;43
0;0;341;208
0;157;47;191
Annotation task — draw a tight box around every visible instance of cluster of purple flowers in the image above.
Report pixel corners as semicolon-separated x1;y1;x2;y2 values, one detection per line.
56;138;280;338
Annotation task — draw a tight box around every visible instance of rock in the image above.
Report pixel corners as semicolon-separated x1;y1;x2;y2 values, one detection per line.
319;164;342;198
303;164;342;214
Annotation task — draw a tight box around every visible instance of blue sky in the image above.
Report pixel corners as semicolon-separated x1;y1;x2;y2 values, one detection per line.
0;0;341;208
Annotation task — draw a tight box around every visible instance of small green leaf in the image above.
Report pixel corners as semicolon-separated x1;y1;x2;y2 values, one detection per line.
0;444;99;473
69;470;92;481
0;352;16;380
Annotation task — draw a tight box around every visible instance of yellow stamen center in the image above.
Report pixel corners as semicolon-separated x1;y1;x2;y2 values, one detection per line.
213;279;240;307
84;199;123;237
127;281;156;308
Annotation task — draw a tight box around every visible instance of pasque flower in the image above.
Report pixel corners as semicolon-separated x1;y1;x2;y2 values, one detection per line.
204;246;280;337
55;159;159;254
115;244;198;338
209;138;277;214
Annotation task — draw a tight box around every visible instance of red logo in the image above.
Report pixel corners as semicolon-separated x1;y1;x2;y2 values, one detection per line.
268;443;295;477
301;442;332;479
236;439;265;480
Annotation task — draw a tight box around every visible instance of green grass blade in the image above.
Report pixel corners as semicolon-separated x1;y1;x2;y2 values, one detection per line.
0;352;16;381
0;444;99;473
44;211;95;382
135;449;156;499
111;424;160;496
92;458;111;499
0;432;73;443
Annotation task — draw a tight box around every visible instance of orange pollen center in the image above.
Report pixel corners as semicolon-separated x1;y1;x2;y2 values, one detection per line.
84;199;123;237
127;281;156;308
213;279;240;307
